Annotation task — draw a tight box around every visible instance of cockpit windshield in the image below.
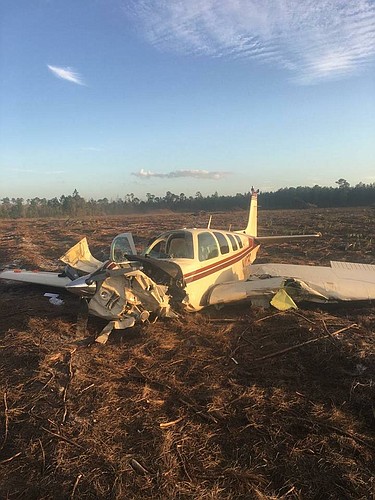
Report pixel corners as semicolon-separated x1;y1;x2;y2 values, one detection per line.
145;231;194;259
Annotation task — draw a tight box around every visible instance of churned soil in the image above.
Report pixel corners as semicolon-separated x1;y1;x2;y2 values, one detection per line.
0;207;374;499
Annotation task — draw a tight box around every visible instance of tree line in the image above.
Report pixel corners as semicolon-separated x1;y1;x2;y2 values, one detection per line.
0;180;374;218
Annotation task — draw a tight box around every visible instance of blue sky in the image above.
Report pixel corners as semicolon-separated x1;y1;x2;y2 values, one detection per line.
1;0;374;200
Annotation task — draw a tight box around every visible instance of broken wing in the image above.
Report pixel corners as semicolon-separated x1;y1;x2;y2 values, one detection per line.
206;261;375;306
0;270;71;288
0;237;104;290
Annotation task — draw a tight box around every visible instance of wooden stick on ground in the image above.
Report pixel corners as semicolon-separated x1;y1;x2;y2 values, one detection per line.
291;310;316;325
159;417;183;428
321;319;342;349
1;392;8;450
254;311;286;324
176;444;192;482
129;458;151;476
70;473;83;499
41;427;85;450
38;438;46;476
0;452;22;464
254;323;357;361
208;319;235;324
295;416;375;451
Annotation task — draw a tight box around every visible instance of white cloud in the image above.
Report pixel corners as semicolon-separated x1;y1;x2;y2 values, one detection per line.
132;168;231;179
127;0;375;83
47;65;85;85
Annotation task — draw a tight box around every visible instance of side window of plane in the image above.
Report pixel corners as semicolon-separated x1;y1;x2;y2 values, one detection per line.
234;234;243;248
213;232;229;254
147;239;169;258
110;233;137;263
226;233;238;251
198;232;219;261
112;237;131;262
166;233;194;259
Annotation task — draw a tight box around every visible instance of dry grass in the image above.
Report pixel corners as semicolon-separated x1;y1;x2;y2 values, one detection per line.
0;208;374;499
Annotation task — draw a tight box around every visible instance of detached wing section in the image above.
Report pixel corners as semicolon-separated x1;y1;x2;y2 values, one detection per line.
0;270;71;288
207;261;375;306
0;238;103;290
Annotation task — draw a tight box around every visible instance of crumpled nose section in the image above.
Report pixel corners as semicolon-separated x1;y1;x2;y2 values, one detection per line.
88;270;176;323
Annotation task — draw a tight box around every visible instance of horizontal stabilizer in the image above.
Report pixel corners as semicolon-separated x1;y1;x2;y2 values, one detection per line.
0;270;71;288
256;233;321;244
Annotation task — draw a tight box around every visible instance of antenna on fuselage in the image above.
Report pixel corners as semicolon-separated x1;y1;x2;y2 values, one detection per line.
207;215;212;229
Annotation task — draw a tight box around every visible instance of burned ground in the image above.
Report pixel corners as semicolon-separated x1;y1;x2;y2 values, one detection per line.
0;208;374;499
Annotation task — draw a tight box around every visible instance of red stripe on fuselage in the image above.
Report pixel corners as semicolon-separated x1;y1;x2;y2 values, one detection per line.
184;241;256;284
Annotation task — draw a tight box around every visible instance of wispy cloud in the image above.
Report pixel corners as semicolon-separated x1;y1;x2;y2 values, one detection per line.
128;0;375;83
132;168;231;179
47;65;85;85
8;168;65;175
81;147;104;152
8;168;35;173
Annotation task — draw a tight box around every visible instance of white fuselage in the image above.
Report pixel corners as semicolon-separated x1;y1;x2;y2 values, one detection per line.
143;228;260;311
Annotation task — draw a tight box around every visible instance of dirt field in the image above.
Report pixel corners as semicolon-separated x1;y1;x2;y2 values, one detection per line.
0;207;374;499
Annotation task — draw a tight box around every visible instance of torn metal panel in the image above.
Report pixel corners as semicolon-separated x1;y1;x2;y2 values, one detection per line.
270;289;297;311
95;317;136;344
64;275;97;296
125;255;187;307
88;269;176;324
44;293;64;306
206;277;284;306
60;237;103;274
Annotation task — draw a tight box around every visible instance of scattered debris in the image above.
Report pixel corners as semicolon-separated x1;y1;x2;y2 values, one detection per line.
95;318;136;344
44;292;64;306
159;417;183;428
270;288;298;311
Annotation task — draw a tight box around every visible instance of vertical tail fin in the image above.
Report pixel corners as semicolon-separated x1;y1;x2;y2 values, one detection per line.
243;187;259;236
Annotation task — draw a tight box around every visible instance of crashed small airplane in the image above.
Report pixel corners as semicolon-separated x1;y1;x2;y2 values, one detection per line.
1;189;375;342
